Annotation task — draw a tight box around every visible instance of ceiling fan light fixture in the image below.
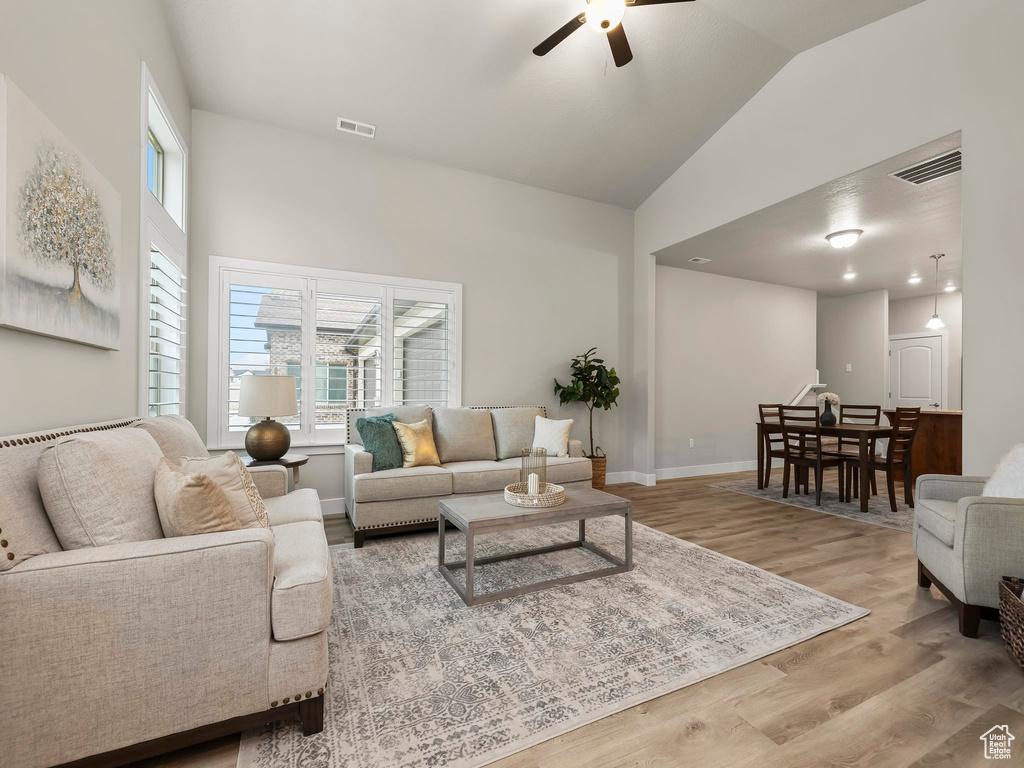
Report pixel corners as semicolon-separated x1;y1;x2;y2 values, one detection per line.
826;229;863;249
585;0;627;32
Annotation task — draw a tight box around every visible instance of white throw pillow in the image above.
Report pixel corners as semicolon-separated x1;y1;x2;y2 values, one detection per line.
179;453;270;529
983;444;1024;498
532;416;574;458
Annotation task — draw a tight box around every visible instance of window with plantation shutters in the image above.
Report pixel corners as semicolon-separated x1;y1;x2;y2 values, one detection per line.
147;249;185;416
210;259;460;448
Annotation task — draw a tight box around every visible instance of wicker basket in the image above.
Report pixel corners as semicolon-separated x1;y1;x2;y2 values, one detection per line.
504;482;565;508
999;577;1024;670
590;447;607;490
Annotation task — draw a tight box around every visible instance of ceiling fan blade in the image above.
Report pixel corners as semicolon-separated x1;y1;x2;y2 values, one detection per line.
533;15;585;56
628;0;696;5
607;24;633;67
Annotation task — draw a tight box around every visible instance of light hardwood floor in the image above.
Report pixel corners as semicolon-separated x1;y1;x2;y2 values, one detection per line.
137;471;1023;768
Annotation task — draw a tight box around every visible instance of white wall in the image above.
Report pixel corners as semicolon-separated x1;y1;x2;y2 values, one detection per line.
0;0;190;435
654;267;816;477
188;111;634;503
816;290;889;408
634;0;1024;474
889;291;962;410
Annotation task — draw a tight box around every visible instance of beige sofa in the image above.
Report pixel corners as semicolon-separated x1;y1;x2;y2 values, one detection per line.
344;405;592;547
0;416;331;768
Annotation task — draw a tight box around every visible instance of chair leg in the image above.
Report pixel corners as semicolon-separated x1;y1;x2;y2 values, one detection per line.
844;464;852;503
299;694;325;736
852;467;859;499
764;453;772;487
815;463;823;506
959;603;982;639
870;471;877;496
354;530;366;549
905;460;914;508
782;461;791;498
886;470;897;513
838;463;844;501
917;560;932;589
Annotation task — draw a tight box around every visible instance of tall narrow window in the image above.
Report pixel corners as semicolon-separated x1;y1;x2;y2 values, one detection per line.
147;249;184;416
147;129;164;204
393;292;450;408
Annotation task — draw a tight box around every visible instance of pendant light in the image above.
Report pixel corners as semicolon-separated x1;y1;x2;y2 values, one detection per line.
925;254;946;330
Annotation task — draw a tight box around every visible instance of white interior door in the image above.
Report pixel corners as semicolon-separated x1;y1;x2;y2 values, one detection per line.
889;334;944;409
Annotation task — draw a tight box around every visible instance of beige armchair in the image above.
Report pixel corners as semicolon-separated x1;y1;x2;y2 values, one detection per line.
914;473;1024;637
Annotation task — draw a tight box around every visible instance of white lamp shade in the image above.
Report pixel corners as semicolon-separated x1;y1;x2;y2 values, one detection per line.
238;375;298;418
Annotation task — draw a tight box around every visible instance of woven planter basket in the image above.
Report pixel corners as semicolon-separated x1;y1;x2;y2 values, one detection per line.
999;577;1024;671
590;449;607;490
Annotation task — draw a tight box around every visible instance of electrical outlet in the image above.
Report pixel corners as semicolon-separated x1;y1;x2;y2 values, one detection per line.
846;363;852;372
689;438;695;448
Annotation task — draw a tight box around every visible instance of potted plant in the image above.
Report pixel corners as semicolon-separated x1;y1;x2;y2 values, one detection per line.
553;347;620;489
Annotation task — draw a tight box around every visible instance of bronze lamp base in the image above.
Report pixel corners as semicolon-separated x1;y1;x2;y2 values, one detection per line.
245;418;291;461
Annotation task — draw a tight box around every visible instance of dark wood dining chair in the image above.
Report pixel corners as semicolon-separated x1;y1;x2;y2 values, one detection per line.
845;407;922;511
780;405;845;506
758;403;786;488
829;404;882;497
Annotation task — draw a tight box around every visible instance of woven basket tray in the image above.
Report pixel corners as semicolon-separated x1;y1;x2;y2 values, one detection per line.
999;577;1024;670
504;482;565;508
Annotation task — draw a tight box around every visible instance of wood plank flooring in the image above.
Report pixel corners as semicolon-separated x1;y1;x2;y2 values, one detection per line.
135;471;1024;768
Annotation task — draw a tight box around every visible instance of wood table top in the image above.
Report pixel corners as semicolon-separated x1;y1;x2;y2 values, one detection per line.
439;486;631;530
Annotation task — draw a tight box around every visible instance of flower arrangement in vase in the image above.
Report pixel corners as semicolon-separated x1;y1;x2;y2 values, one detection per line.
817;392;840;426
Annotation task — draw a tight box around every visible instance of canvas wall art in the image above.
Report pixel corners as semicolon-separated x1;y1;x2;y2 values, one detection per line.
0;73;121;350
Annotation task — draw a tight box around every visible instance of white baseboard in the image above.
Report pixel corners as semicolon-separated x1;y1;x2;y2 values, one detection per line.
655;459;780;481
320;497;346;518
606;471;657;486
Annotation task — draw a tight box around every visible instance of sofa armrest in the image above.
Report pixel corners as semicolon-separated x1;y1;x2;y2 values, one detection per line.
344;445;374;513
955;495;1024;606
0;530;275;766
249;464;289;498
916;474;988;503
569;439;585;458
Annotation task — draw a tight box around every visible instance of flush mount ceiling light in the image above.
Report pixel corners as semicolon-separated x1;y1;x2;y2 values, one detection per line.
925;254;946;330
843;272;857;280
908;274;922;284
826;229;863;249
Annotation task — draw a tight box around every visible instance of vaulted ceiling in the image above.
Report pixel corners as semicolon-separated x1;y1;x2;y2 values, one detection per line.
161;0;924;209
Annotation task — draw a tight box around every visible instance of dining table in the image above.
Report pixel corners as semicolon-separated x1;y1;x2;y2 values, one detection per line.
756;420;894;515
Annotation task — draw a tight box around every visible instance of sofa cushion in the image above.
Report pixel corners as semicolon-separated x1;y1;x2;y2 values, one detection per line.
355;413;403;472
264;488;323;526
915;498;957;547
533;416;574;458
499;456;592;485
0;439;65;571
984;444;1024;498
432;408;497;463
490;407;545;460
272;520;333;641
348;405;431;445
180;453;270;530
353;465;452;502
443;461;520;494
37;430;166;550
135;415;209;462
154;458;243;537
393;419;442;468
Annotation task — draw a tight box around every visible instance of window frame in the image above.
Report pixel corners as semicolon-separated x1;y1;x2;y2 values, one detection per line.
138;62;188;419
147;129;165;204
207;255;462;450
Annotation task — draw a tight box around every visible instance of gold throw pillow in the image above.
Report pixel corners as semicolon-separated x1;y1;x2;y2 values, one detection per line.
154;458;243;537
393;419;441;468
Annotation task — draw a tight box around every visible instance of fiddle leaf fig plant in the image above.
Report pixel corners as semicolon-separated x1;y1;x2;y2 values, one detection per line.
553;347;620;458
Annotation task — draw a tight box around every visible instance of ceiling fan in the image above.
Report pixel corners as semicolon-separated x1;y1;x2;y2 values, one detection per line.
533;0;696;68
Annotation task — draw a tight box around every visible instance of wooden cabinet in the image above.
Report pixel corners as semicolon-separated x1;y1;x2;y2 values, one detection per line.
883;409;962;478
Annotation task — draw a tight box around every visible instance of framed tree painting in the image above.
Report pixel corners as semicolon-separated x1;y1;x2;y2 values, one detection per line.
1;73;121;350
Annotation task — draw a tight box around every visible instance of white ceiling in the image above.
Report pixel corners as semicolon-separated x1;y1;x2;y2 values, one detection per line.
654;133;963;300
160;0;924;209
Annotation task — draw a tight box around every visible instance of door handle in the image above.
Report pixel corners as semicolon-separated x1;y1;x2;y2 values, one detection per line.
929;403;940;408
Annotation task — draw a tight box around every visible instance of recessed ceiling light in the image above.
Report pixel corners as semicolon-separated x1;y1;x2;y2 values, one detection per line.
826;229;863;249
843;272;857;280
908;275;922;284
944;285;957;292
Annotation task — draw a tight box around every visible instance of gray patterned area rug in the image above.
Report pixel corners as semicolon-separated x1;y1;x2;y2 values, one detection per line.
238;518;868;768
710;477;914;532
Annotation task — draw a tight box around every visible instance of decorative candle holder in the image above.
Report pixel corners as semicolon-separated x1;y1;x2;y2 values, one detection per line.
521;447;547;496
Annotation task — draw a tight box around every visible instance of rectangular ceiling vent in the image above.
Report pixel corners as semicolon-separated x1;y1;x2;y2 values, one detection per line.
688;257;712;264
891;149;961;185
337;117;376;139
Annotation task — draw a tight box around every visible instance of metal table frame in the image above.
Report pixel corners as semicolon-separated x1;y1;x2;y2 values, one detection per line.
438;491;633;607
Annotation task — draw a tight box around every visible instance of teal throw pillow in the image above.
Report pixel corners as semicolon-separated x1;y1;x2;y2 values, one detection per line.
356;413;403;472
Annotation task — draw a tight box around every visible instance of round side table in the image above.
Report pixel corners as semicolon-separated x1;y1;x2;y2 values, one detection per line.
244;452;310;488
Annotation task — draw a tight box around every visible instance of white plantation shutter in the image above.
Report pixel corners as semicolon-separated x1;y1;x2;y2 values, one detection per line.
392;290;451;408
147;249;185;416
224;274;304;437
313;282;383;440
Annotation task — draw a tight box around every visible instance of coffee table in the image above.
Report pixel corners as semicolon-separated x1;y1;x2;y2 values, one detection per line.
437;486;633;606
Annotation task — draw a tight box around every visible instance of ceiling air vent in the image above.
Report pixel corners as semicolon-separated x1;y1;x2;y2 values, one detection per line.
688;257;712;264
337;117;376;139
891;150;961;185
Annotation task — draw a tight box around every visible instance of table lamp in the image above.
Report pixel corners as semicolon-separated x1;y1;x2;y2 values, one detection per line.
238;375;298;461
